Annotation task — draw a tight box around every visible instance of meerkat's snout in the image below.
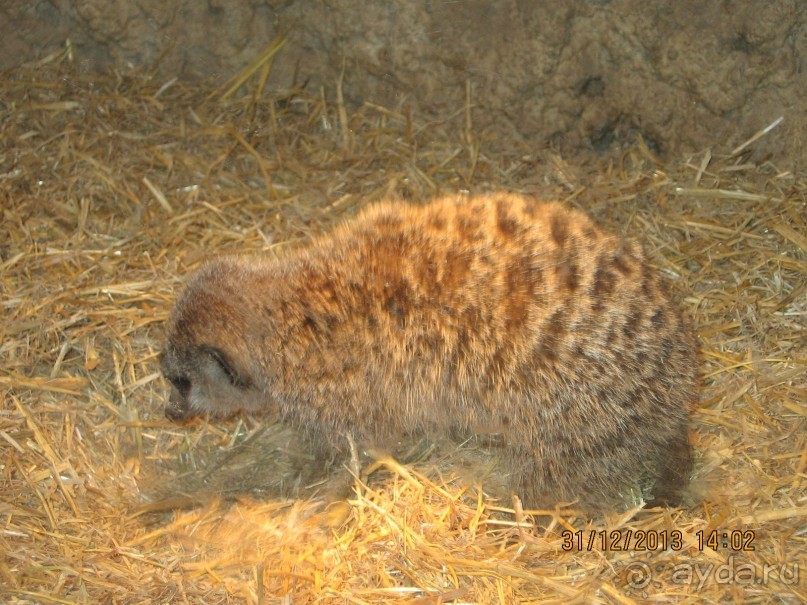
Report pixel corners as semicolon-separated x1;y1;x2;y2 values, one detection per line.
164;374;193;421
160;346;197;421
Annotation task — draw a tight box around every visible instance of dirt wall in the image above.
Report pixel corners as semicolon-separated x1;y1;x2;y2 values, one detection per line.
2;0;804;169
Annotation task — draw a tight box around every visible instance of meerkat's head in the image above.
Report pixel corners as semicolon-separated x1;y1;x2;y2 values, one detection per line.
160;259;268;421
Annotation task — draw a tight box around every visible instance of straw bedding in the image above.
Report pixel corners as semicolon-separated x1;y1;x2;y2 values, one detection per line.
1;49;805;603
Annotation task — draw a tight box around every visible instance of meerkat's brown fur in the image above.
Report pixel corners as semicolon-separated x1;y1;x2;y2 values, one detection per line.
161;193;697;509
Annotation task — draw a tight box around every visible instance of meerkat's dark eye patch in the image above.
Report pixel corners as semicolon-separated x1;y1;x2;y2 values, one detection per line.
169;375;192;397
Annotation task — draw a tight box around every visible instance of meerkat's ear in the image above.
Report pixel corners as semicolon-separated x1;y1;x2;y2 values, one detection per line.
201;346;248;389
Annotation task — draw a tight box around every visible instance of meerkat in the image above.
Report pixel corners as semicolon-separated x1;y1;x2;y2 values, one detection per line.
161;193;697;509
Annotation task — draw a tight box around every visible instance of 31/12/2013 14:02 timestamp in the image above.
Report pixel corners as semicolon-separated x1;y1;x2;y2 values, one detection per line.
561;529;756;552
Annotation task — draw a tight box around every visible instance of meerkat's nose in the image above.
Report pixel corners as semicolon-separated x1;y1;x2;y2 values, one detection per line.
164;395;193;422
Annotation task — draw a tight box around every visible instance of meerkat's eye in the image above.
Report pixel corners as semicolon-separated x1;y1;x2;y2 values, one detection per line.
170;375;192;397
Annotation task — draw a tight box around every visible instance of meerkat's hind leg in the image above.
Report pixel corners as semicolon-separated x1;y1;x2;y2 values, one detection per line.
645;422;693;507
